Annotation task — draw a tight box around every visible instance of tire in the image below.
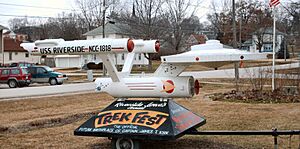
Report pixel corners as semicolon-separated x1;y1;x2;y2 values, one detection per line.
8;80;18;88
49;78;57;85
111;138;140;149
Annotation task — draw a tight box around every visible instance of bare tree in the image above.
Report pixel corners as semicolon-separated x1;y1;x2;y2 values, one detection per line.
8;17;29;31
281;1;300;48
207;0;232;43
163;0;202;53
116;0;165;39
207;0;273;49
39;13;86;40
75;0;120;31
115;0;166;71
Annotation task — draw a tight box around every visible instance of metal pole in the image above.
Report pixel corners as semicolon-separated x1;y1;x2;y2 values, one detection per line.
102;0;107;76
272;7;276;91
239;0;242;48
284;38;286;61
102;0;105;38
1;29;3;66
297;54;300;90
232;0;237;48
274;135;278;149
232;0;239;91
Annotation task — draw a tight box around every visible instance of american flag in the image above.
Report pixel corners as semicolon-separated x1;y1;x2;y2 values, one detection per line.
270;0;280;7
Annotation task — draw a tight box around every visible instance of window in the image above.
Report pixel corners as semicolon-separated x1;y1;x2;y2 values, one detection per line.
15;52;18;55
37;68;46;74
28;68;35;74
11;69;20;75
9;52;12;60
21;68;29;74
1;69;9;75
25;53;29;57
138;54;142;60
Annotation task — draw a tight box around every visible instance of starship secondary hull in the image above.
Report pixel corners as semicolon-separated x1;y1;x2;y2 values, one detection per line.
95;76;199;98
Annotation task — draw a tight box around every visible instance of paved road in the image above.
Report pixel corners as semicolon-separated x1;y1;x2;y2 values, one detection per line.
0;82;95;99
1;63;298;99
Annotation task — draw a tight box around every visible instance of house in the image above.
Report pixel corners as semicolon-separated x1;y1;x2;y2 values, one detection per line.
54;23;149;68
83;22;149;66
186;34;207;48
2;38;39;64
242;27;285;53
84;23;132;40
3;31;28;42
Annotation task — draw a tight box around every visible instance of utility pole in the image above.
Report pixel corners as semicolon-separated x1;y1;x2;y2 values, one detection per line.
272;7;276;91
102;0;107;76
0;25;6;66
232;0;237;49
239;0;242;48
0;29;3;66
232;0;239;92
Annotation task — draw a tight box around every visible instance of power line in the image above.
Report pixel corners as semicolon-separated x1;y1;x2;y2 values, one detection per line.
0;13;77;19
0;2;76;11
0;13;55;19
0;12;207;33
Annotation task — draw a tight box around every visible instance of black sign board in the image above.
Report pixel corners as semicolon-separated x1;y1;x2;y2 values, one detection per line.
74;99;206;140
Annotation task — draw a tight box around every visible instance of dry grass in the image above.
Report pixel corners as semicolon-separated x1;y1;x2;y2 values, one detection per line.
276;67;300;75
0;84;299;148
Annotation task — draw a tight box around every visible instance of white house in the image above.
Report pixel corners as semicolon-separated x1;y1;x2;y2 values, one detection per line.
84;23;149;66
53;23;149;68
2;38;39;65
241;27;285;53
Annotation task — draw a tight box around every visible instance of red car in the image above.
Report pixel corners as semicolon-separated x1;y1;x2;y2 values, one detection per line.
0;67;31;88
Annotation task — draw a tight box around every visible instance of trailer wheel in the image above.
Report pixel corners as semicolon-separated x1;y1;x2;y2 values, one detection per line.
111;138;139;149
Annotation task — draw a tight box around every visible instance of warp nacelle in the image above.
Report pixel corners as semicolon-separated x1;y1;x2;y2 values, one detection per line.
95;76;200;98
20;38;160;55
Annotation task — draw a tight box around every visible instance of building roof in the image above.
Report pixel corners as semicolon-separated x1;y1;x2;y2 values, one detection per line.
191;34;207;44
252;27;286;36
0;24;8;30
83;23;130;36
242;39;252;46
4;38;28;52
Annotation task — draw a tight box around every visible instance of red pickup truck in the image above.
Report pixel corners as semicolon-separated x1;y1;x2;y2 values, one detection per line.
0;67;31;88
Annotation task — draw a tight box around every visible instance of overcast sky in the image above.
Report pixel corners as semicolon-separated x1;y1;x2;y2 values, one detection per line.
0;0;77;27
0;0;213;29
0;0;294;29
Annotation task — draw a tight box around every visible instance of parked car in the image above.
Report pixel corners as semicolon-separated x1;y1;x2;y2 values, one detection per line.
28;66;68;85
0;67;31;88
9;62;36;68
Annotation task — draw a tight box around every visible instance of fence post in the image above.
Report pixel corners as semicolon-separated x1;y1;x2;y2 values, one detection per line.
273;128;278;149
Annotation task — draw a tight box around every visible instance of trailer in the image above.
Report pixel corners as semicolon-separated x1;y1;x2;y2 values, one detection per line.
74;99;300;149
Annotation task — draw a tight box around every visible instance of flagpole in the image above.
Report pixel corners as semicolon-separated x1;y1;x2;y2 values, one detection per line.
272;7;276;91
